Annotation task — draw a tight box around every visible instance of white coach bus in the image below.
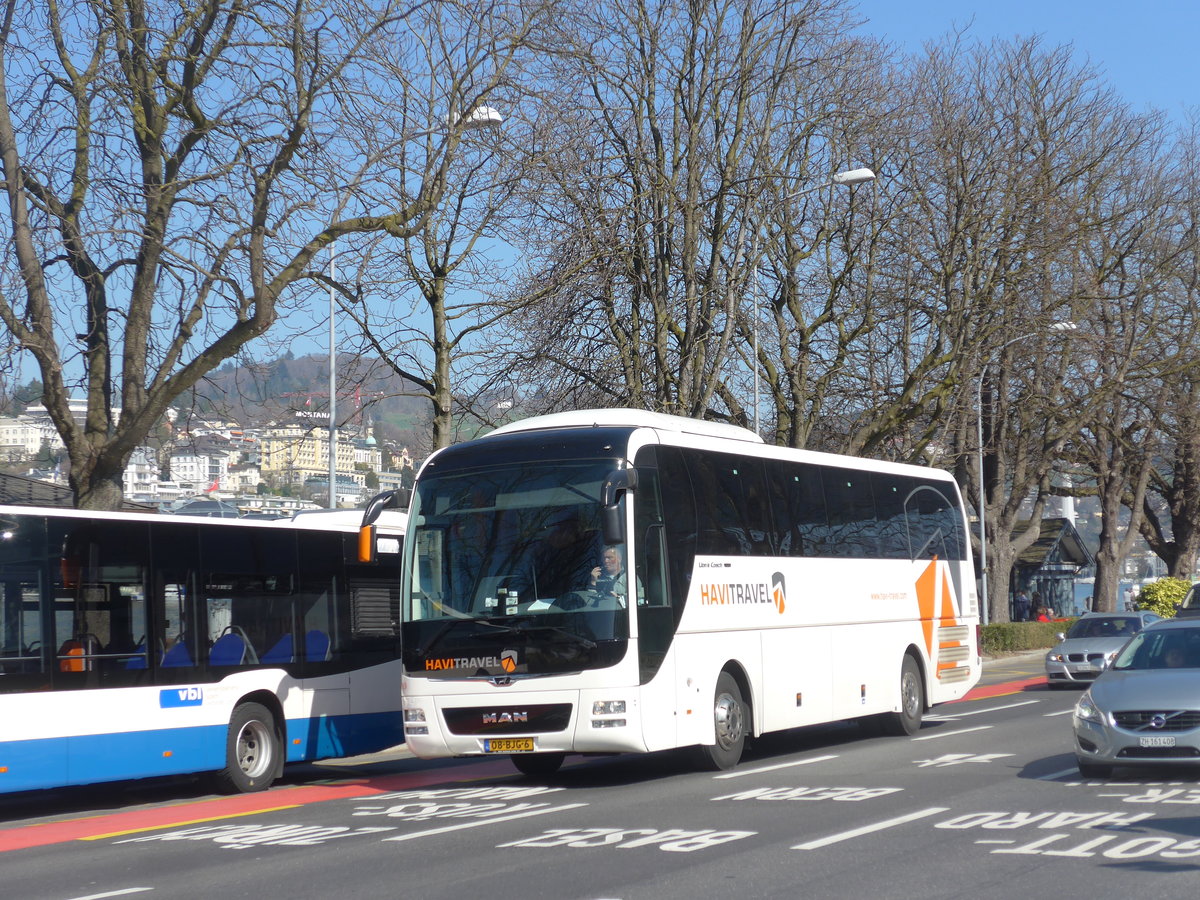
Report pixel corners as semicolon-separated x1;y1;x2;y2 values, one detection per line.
382;409;980;775
0;504;405;793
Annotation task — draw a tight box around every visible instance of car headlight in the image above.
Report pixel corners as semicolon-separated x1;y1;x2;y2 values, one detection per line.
1074;692;1106;724
1046;651;1065;663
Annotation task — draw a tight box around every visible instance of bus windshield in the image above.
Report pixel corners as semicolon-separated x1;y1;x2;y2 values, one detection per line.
402;460;630;675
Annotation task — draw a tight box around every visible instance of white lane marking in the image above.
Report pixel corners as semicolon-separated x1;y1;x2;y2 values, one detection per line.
713;755;838;779
66;890;154;900
1043;709;1075;717
1039;767;1084;781
912;725;992;741
792;807;950;850
381;803;588;843
927;700;1040;720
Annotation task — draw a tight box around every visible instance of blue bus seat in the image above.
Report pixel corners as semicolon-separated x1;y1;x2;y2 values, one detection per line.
125;640;148;669
262;633;295;664
161;640;193;667
305;629;331;662
209;632;249;666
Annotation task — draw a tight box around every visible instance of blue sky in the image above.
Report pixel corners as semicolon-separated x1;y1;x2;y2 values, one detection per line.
851;0;1197;121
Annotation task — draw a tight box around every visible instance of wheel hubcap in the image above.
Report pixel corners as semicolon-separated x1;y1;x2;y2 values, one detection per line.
714;692;744;750
236;720;272;778
902;671;920;716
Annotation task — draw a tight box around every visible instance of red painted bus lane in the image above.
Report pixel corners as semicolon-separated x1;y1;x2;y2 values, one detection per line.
0;759;515;854
957;674;1048;702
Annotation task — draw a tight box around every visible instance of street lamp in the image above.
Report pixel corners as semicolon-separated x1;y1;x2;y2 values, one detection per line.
326;105;503;508
750;167;876;435
974;320;1078;622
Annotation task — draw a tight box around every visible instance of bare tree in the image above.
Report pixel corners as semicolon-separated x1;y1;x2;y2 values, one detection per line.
1137;125;1200;580
0;0;525;507
323;0;553;451
497;0;859;421
878;37;1160;621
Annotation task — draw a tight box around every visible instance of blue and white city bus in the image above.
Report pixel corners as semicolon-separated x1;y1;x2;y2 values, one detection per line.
0;503;405;793
370;409;980;776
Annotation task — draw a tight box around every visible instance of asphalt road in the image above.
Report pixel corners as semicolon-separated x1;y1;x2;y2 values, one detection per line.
6;651;1200;900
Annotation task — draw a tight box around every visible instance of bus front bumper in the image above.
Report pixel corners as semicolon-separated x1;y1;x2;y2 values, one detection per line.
401;686;649;759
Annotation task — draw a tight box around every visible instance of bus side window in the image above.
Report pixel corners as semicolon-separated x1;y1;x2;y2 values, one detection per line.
51;521;151;683
821;469;876;558
765;459;828;557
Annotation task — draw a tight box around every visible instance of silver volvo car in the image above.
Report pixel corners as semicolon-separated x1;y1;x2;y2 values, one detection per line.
1073;618;1200;778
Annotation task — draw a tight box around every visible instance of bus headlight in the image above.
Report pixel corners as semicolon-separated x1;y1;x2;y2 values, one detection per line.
592;719;626;728
593;700;626;715
404;707;429;734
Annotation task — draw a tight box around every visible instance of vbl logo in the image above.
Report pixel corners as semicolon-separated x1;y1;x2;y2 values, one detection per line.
159;686;204;708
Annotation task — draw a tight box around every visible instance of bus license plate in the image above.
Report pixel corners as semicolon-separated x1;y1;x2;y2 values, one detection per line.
1139;736;1176;748
485;738;535;753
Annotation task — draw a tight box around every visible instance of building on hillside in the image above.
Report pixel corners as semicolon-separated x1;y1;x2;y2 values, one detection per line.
167;438;231;493
24;396;121;424
227;462;262;494
0;414;65;461
258;420;359;495
122;446;161;501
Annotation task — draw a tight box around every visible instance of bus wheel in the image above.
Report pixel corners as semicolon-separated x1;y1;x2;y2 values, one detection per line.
695;672;747;771
882;656;924;736
213;702;282;793
511;752;565;777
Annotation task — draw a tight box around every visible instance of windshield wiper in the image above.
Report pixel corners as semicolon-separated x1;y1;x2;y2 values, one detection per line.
513;622;597;649
417;617;517;659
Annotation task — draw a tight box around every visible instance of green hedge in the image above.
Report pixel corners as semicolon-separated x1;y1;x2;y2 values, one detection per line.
980;619;1075;655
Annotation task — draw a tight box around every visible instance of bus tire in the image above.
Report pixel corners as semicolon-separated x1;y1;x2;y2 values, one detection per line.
881;655;924;736
511;752;565;777
213;702;282;793
695;672;747;771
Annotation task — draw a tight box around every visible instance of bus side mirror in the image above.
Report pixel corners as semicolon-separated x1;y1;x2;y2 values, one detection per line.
359;489;405;563
601;468;638;545
358;524;377;564
361;489;404;528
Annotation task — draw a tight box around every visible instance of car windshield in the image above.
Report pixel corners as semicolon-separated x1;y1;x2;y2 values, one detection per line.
1112;628;1200;670
1065;616;1141;640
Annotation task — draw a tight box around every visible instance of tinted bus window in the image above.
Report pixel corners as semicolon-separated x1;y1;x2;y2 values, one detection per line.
822;468;876;557
763;459;828;557
870;472;910;560
686;450;771;556
905;482;967;561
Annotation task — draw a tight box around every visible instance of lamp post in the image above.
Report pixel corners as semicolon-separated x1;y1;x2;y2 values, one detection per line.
750;167;875;435
328;245;337;507
326;105;503;508
974;320;1077;623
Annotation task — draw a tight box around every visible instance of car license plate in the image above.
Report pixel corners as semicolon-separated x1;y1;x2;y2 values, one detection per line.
1068;663;1096;673
1139;735;1176;748
484;737;535;753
